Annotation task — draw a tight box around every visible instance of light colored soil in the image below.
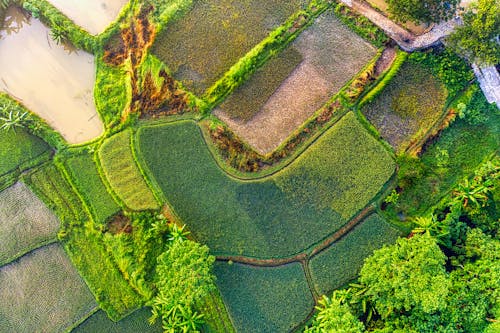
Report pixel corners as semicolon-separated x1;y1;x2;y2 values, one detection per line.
46;0;128;35
0;182;60;265
374;47;397;76
0;243;97;333
215;11;377;154
0;7;104;144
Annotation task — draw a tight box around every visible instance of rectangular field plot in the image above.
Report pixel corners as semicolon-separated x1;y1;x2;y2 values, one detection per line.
64;153;120;223
135;112;394;258
0;123;50;177
0;7;103;144
46;0;129;35
309;213;400;296
98;129;159;211
214;261;314;333
73;308;161;333
151;0;306;95
0;244;97;333
362;60;447;151
0;182;59;266
216;9;378;154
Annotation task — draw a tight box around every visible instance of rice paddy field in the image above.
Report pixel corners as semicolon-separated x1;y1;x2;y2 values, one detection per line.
0;244;97;333
0;182;60;265
73;308;162;333
151;0;306;95
362;60;448;151
136;112;395;258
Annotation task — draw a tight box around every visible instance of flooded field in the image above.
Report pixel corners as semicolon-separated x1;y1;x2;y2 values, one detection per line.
0;7;103;144
46;0;129;35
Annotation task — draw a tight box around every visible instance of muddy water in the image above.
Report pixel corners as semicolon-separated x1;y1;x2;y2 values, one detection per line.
46;0;129;35
0;7;103;144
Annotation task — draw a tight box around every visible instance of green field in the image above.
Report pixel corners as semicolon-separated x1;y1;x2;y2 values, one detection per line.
214;261;314;333
309;213;401;295
0;127;50;176
362;60;447;151
152;0;306;94
136;112;394;258
0;244;97;333
64;152;121;223
98;129;159;211
73;308;161;333
0;182;59;266
218;46;303;121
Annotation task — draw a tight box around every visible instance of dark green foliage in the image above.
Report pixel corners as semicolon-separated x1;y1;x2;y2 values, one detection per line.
362;59;448;150
64;152;120;224
219;47;303;121
309;214;401;296
214;261;314;333
73;308;162;333
136;114;393;258
151;0;306;95
386;0;459;24
447;0;500;65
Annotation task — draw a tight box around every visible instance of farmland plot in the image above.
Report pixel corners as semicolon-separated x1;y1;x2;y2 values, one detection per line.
45;0;129;35
0;244;97;333
216;9;377;154
0;7;103;144
73;308;162;333
152;0;306;95
0;182;59;265
136;112;394;258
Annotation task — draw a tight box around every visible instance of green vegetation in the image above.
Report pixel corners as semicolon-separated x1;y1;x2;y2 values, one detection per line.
447;0;500;65
136;113;393;258
362;59;447;150
214;261;314;333
99;129;159;211
0;244;97;333
64;152;121;224
218;47;303;121
309;214;401;295
73;308;162;333
151;0;306;95
386;0;459;24
0;182;59;265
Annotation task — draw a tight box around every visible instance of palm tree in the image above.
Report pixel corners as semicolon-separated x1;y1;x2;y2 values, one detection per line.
453;177;491;209
0;109;28;132
412;214;449;245
50;24;67;45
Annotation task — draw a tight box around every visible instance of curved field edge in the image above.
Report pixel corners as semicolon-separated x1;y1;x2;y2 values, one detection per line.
134;112;395;259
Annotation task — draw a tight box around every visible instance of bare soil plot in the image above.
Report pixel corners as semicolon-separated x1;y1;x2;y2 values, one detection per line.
0;243;97;333
152;0;306;95
46;0;129;35
0;182;60;265
215;10;377;154
0;7;103;144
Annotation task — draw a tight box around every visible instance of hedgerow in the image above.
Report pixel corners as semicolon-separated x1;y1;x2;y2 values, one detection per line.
214;261;314;333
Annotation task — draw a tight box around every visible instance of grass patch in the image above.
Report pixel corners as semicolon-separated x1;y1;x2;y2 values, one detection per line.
64;152;121;224
218;46;303;121
388;85;500;218
0;127;50;176
136;113;393;258
98;129;159;211
0;182;59;266
151;0;306;95
198;290;236;333
0;244;97;333
309;213;401;296
362;60;448;151
73;307;161;333
214;261;314;333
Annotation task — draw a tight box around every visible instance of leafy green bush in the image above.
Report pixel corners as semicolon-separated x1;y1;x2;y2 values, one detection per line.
98;129;159;211
214;261;314;333
309;213;401;295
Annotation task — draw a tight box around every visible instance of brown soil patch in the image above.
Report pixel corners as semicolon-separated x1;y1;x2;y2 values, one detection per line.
374;47;396;76
106;213;132;235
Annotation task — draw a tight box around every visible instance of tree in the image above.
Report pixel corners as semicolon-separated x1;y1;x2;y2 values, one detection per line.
0;107;28;132
150;237;216;333
447;0;500;65
386;0;459;24
305;291;365;333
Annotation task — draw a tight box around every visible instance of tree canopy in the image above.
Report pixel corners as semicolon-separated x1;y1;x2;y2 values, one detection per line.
386;0;459;24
